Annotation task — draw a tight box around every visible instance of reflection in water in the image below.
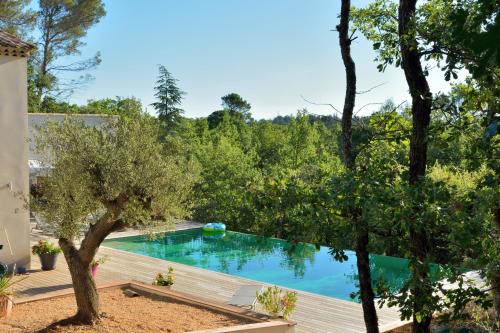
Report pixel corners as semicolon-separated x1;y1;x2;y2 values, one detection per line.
103;228;413;302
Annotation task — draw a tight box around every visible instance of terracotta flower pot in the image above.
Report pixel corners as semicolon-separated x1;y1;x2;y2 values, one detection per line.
0;296;13;318
39;253;58;271
91;265;99;278
152;284;172;290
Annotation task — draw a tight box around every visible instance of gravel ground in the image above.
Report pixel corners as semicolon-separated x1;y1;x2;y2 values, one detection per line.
1;288;254;332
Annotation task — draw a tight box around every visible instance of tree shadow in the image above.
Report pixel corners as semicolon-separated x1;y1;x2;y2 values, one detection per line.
17;284;73;297
35;314;100;333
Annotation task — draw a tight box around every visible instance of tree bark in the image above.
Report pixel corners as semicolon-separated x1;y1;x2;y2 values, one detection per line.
398;0;433;332
338;1;380;332
355;222;380;333
56;201;125;324
493;208;500;316
398;0;432;184
60;239;100;324
338;0;356;170
36;6;54;108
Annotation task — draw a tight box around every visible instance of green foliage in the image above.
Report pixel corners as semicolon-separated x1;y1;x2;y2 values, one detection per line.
30;114;197;241
186;110;342;240
373;164;496;321
447;302;500;332
351;0;400;72
29;96;144;116
151;65;185;131
221;93;252;122
31;240;62;255
221;93;251;114
83;97;143;117
191;134;257;229
0;275;26;298
33;0;106;102
90;255;108;268
36;96;82;114
352;0;499;81
0;0;36;36
256;286;297;319
152;267;175;286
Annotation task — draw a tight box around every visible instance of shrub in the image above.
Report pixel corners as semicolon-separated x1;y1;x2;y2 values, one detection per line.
91;256;108;268
152;267;175;286
0;275;27;298
256;286;297;319
31;240;61;255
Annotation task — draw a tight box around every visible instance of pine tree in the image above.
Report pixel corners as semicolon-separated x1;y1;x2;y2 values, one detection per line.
151;65;185;131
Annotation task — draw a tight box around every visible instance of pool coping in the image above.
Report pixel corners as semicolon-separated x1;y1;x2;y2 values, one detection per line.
104;220;204;240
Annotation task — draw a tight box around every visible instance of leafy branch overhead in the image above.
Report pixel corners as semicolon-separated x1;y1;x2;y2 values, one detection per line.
352;0;499;81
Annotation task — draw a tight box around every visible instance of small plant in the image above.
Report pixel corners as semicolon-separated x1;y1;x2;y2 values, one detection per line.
91;256;108;268
256;286;297;319
89;256;108;279
0;276;22;298
31;240;61;255
448;302;500;333
152;266;175;287
0;275;27;318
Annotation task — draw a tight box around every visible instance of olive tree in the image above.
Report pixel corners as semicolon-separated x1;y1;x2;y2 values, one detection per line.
31;115;197;324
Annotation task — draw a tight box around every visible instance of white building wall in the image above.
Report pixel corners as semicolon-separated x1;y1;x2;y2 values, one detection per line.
28;113;110;161
0;55;30;270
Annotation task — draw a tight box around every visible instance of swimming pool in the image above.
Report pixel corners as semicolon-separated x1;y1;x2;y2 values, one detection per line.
102;228;411;302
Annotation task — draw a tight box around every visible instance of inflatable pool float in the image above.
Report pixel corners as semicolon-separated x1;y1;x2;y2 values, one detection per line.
203;222;226;232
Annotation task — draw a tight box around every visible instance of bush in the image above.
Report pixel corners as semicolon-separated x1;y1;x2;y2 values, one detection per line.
91;256;108;268
31;240;61;255
0;275;28;301
152;267;175;286
256;286;297;319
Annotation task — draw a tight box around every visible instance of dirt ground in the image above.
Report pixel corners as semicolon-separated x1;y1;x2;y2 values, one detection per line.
0;288;254;332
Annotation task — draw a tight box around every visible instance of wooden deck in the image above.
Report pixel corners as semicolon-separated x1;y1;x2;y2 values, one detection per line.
17;223;407;333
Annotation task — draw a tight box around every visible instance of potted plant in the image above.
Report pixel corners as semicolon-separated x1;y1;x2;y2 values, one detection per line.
90;256;108;278
256;286;297;319
152;266;174;289
31;240;61;271
0;275;26;318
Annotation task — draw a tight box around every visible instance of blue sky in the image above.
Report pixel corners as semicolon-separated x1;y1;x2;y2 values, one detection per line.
68;0;455;119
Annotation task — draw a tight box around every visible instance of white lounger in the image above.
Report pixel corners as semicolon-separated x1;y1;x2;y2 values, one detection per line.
228;285;263;310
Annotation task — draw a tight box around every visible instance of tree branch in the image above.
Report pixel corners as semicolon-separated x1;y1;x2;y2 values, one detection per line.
356;82;387;95
300;95;342;116
78;193;128;263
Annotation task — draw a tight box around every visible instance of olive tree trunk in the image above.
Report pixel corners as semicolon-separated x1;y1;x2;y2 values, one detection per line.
59;239;100;324
57;204;124;324
338;1;380;332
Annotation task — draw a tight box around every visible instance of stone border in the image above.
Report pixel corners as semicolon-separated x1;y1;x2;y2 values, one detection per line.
14;280;296;333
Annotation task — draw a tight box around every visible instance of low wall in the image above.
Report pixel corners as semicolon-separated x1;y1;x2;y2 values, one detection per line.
15;281;296;333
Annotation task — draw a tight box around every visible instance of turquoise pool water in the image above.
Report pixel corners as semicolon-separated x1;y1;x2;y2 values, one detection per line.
103;228;411;301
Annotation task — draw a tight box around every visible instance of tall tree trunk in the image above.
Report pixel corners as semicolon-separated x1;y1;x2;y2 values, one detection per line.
355;221;379;333
398;0;433;332
492;208;500;316
60;239;100;324
338;1;380;332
